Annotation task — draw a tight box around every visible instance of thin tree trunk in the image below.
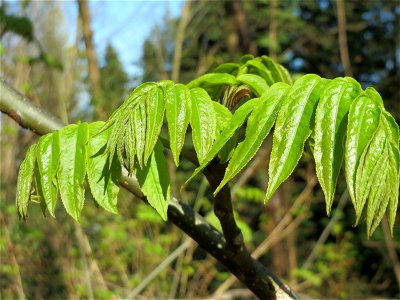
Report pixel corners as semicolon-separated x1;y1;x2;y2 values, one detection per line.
336;0;353;76
172;0;191;82
77;0;105;119
269;0;278;60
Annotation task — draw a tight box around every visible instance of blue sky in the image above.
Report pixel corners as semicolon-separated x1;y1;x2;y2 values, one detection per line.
62;0;183;78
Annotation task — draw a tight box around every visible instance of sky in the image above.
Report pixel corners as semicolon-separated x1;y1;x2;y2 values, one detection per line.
62;0;184;78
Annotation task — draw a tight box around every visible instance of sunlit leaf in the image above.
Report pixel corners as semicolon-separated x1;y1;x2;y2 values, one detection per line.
190;88;216;163
135;140;170;221
237;74;269;97
16;144;37;219
166;84;192;166
134;102;147;169
144;86;165;164
214;83;290;195
245;59;274;85
213;63;240;75
266;74;328;202
37;131;60;216
185;98;260;186
345;92;381;215
57;123;89;222
314;77;362;215
187;73;237;89
87;122;121;214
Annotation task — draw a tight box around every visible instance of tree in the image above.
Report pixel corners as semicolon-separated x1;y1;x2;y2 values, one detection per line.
2;53;399;299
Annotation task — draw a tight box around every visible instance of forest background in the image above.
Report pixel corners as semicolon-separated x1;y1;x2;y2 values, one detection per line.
1;0;399;299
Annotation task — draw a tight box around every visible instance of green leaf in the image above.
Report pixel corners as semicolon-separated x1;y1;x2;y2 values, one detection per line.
262;55;291;84
134;102;147;169
214;83;290;195
245;59;274;85
16;144;37;219
126;116;136;174
266;74;328;202
57;123;89;222
37;131;60;217
34;165;47;216
314;77;362;215
166;84;192;166
365;144;390;237
87;122;121;214
186;73;237;89
237;74;269;97
190;88;216;163
213;63;240;75
184;98;260;186
213;101;232;133
135;140;170;221
144;86;165;164
355;122;387;224
345;92;381;213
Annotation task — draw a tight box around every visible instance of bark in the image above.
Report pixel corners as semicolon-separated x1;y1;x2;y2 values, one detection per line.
0;80;299;300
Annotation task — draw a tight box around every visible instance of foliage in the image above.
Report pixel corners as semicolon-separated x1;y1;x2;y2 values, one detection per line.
16;55;399;238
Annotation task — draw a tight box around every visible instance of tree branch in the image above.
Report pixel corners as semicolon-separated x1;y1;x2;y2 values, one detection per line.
0;79;298;299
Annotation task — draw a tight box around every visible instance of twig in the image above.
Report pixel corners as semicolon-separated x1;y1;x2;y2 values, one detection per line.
382;215;400;290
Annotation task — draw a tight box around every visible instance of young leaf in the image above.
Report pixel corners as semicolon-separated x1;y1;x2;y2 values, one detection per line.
190;88;216;163
214;83;290;195
57;123;89;222
144;86;165;164
213;101;232;133
184;98;260;186
262;55;291;84
166;84;192;166
37;131;60;216
186;73;237;89
16;144;37;219
135;140;170;221
213;62;240;75
345;93;381;214
237;74;269;97
314;77;362;215
134;102;147;169
245;59;274;85
126;116;136;174
266;74;328;202
354;122;387;224
87;122;121;214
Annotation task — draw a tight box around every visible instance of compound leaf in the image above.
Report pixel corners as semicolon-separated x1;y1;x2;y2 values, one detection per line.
37;131;60;216
187;73;237;89
266;74;328;202
57;123;89;222
87;122;121;214
134;102;147;169
237;73;269;97
166;84;191;166
16;144;37;219
314;77;362;215
214;83;290;195
190;88;216;163
135;140;170;221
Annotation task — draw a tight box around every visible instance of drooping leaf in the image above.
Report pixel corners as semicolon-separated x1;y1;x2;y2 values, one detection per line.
190;88;216;163
16;144;37;219
214;83;290;195
34;165;47;216
314;77;362;215
213;101;232;133
345;92;381;214
36;131;60;216
134;102;147;169
144;86;165;164
87;122;121;214
135;140;170;221
126;116;136;174
57;123;89;222
186;73;237;89
266;74;328;202
165;84;192;166
184;98;260;186
262;55;291;84
237;74;269;97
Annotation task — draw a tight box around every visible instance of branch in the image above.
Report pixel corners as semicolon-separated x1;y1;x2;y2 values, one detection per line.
0;79;298;299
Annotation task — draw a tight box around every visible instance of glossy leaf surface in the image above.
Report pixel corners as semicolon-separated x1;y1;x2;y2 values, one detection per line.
266;74;328;201
237;74;269;97
135;140;170;221
37;131;60;216
314;77;362;215
187;73;237;89
16;144;37;219
57;123;89;221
